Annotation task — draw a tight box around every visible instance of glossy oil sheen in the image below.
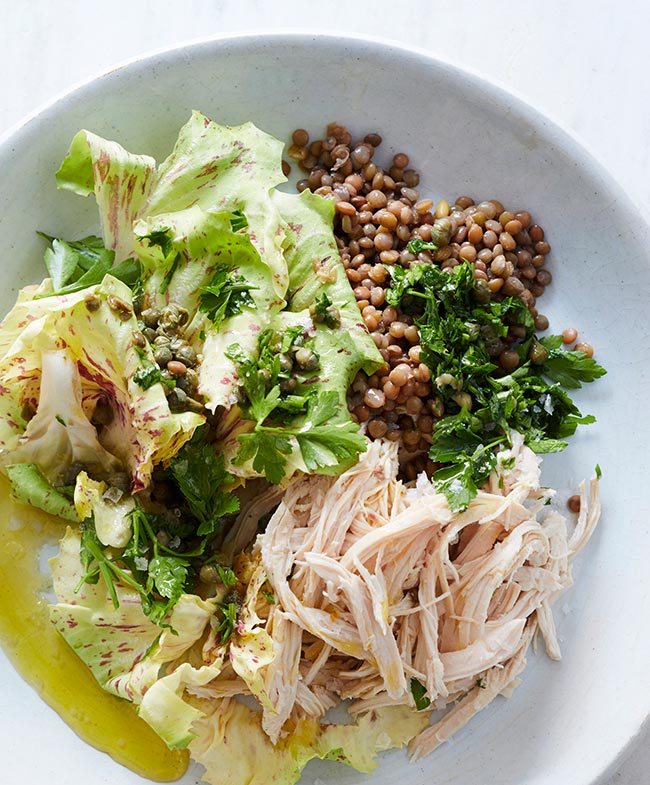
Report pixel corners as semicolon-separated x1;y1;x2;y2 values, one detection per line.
0;481;188;782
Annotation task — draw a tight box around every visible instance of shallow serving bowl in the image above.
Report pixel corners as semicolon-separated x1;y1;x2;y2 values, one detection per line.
1;32;649;785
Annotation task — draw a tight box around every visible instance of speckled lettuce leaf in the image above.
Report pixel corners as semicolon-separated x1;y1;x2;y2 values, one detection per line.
0;275;202;492
133;208;285;412
49;527;162;696
137;658;224;749
56;112;290;299
145;111;289;300
219;191;382;482
8;348;122;485
228;556;275;709
189;700;430;785
274;188;383;384
50;527;221;747
5;463;78;521
56;130;156;263
73;471;135;548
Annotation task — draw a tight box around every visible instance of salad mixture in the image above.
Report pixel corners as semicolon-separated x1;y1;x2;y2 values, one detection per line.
0;114;605;785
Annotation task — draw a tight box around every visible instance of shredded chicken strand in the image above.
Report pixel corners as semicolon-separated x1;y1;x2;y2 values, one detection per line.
201;432;600;761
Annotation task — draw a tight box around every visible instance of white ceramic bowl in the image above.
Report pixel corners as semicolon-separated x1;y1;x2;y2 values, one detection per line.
1;32;649;785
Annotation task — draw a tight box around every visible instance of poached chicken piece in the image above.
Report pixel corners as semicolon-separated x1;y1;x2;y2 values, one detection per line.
258;433;600;756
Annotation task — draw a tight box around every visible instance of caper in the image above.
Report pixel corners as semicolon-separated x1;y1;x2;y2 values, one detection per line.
529;341;549;365
473;279;492;305
153;334;171;346
185;368;199;386
174;344;197;367
153;346;173;366
143;327;158;343
167;388;188;411
159;304;189;330
325;305;341;327
107;294;133;320
200;564;218;584
430;217;453;247
141;308;161;328
280;377;297;393
132;330;147;349
278;353;293;373
295;347;319;371
84;292;101;312
176;375;197;395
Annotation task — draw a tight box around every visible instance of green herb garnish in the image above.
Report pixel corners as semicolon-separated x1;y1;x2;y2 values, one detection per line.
388;262;606;512
199;263;257;328
410;678;431;710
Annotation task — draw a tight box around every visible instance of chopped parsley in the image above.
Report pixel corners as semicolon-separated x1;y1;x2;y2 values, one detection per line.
37;233;141;297
310;292;341;328
75;427;240;628
410;678;431;710
226;331;366;483
133;347;174;391
215;601;238;644
229;209;249;232
387;262;606;512
199;263;257;328
406;237;438;255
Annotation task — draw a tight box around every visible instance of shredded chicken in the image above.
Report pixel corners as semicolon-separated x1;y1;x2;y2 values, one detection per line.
245;432;601;757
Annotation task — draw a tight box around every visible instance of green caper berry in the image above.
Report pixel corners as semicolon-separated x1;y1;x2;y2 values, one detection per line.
278;353;293;373
141;308;161;328
430;217;453;247
529;341;549;365
154;346;173;366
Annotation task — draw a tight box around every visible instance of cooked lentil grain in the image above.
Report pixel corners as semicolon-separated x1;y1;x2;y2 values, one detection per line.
294;123;556;476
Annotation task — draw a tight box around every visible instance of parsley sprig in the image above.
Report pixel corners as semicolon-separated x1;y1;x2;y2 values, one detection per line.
75;428;240;627
226;330;366;483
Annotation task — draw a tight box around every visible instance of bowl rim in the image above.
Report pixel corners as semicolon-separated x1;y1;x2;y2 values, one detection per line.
1;27;647;237
0;28;647;785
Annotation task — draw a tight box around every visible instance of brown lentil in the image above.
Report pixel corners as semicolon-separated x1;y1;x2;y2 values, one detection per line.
575;342;594;358
567;495;581;513
562;327;578;344
296;123;554;471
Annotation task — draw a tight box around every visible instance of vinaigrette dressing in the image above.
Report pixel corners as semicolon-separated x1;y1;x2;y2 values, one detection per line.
0;480;188;782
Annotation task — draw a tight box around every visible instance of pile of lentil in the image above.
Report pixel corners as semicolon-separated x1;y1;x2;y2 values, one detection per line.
287;123;557;480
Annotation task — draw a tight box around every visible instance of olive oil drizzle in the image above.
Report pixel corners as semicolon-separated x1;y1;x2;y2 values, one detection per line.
0;482;188;782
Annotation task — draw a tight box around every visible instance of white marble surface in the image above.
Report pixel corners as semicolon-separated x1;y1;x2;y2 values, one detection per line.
2;1;649;783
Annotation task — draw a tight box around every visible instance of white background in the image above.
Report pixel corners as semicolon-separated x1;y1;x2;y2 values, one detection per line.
2;1;648;782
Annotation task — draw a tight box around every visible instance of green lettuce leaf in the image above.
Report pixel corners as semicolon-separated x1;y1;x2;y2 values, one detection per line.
5;463;78;521
189;700;430;785
0;275;202;491
56;131;156;263
49;527;222;747
73;471;135;548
